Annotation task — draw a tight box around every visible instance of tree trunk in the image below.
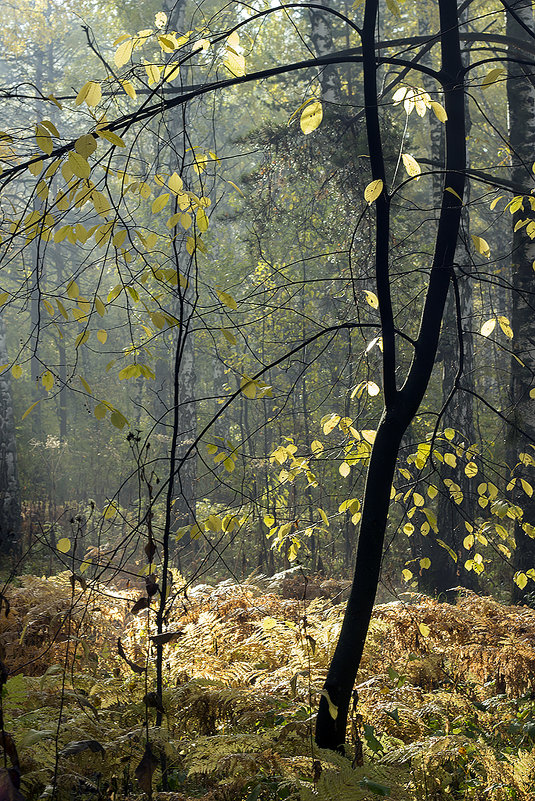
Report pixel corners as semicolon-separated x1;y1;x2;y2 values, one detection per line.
308;0;342;105
0;316;21;559
316;0;466;751
506;0;535;602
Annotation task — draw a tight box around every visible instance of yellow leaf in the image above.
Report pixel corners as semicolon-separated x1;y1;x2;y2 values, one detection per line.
196;208;209;232
418;622;430;637
224;50;246;77
339;462;350;478
444;452;457;467
103;502;117;519
318;507;329;526
96;129;125;148
110;410;127;429
75;134;97;158
420;557;431;569
482;67;504;89
220;328;236;344
402;569;413;582
514;571;528;590
97;329;108;344
445;186;463;202
122;80;136;100
300;100;323;135
42;371;54;391
366;381;380;396
490;195;503;210
240;376;257;399
76;81;102;107
68;152;90;180
364;179;383;204
12;364;22;379
22;400;40;419
480;318;496;337
35;124;53;155
463;534;474;549
115;38;134;67
465;461;478;478
471;234;490;258
75;331;90;348
430;101;447;122
28;159;43;177
401;153;421;180
217;290;237;310
67;280;79;300
145;62;160;85
57;537;71;554
95;297;106;316
498;315;513;339
94;403;107;420
168;172;183;193
152;193;170;213
364;290;379;309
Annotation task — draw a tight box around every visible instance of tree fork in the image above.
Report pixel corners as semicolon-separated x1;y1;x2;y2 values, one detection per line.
315;0;466;752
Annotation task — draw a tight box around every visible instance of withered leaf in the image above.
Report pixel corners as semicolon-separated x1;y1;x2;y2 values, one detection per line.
58;739;105;757
145;573;159;598
150;629;184;646
70;574;87;591
143;692;165;714
134;742;158;793
144;536;156;561
117;638;145;674
131;596;150;615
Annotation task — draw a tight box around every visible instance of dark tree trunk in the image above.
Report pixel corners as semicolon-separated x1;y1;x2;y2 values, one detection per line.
0;316;21;560
506;0;535;602
315;0;466;751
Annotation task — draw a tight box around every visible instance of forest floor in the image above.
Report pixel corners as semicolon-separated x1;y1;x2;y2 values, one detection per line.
1;571;535;800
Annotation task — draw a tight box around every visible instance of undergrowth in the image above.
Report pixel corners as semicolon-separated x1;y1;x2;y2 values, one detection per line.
1;575;535;800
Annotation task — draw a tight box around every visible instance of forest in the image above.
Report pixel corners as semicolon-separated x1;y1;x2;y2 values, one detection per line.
1;0;535;797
